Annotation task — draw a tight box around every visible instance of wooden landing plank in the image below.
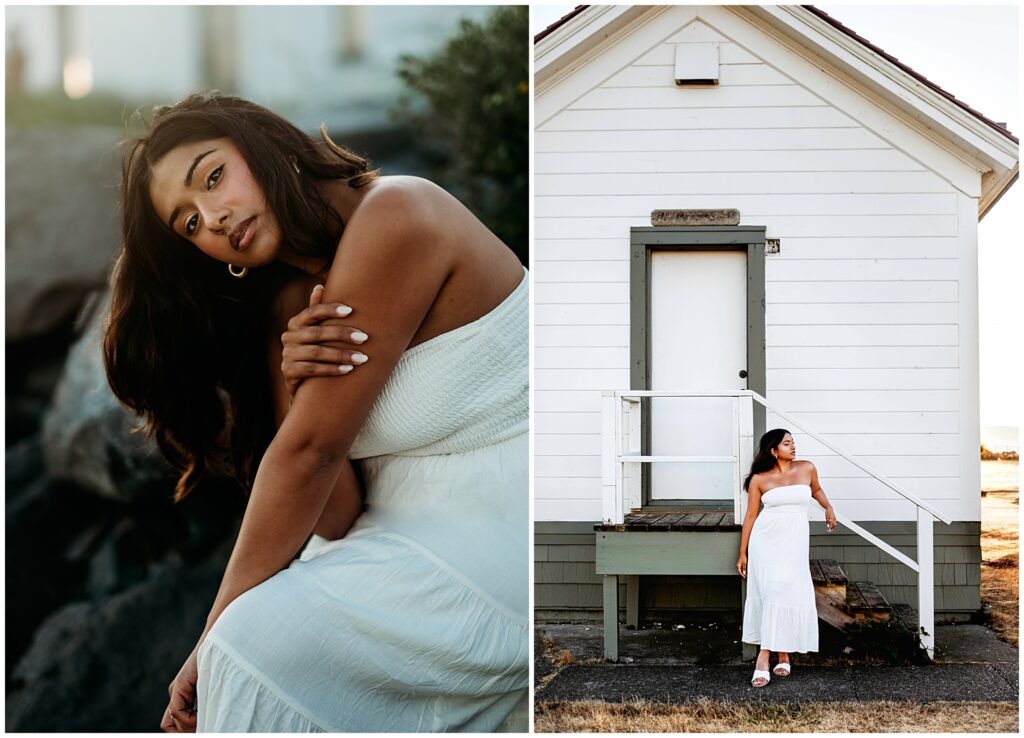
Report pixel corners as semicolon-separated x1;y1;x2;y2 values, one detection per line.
678;512;707;527
653;513;685;530
698;512;726;529
624;514;665;531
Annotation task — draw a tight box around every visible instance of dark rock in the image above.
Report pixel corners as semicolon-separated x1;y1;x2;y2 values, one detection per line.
5;435;44;498
5;127;122;343
5;477;111;675
84;518;150;599
6;544;231;733
42;290;174;502
5;395;50;448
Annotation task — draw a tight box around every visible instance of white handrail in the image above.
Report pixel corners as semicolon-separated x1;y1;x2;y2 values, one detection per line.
835;513;918;572
748;390;952;525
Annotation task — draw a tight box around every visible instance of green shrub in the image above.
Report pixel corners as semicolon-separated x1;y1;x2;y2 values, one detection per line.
395;6;528;265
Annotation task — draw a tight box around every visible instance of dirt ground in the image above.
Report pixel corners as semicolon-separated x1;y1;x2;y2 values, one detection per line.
534;699;1019;733
980;459;1019;646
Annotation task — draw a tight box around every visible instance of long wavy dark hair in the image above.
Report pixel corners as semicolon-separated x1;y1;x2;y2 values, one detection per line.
743;428;792;491
103;92;379;502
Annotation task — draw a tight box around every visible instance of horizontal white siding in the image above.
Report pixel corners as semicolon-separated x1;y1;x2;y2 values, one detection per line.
535;11;977;523
536;194;957;217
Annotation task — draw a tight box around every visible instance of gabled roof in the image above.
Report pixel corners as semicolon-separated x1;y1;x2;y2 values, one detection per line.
534;5;1018;217
535;4;1015;144
801;6;1016;144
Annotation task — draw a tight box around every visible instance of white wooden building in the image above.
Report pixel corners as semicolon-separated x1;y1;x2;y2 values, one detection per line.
533;5;1018;652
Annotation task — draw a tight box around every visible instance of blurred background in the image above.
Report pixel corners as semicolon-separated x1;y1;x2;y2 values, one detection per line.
4;5;527;731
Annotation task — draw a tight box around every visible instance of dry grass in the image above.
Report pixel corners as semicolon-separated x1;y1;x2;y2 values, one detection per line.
534;699;1019;733
980;460;1019;647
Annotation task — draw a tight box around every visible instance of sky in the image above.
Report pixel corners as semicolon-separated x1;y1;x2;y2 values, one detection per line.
531;3;1022;432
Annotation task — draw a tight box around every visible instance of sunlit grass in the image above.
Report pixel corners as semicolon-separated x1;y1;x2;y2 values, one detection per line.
535;699;1019;733
980;461;1018;646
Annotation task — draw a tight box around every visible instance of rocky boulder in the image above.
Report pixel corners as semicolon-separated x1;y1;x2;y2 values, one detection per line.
5;543;231;733
42;290;172;502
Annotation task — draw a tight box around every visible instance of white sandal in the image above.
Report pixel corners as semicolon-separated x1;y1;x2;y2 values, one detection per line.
773;662;791;677
751;669;771;687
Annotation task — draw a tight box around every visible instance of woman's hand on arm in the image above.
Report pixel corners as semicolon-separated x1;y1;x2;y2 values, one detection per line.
280;284;370;397
808;462;837;532
737;480;762;578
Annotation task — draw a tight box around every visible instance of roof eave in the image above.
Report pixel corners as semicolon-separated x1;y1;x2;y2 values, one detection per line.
748;6;1018;172
535;5;652;90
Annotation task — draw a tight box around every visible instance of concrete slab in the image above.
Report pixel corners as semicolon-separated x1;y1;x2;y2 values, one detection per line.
537;618;745;666
537;664;705;703
536;622;1018;666
992;663;1019;693
848;664;1018;702
537;664;1018;704
535;622;1020;705
934;624;1019;663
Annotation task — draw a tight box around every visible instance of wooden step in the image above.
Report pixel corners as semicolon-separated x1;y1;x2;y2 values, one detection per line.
845;580;893;621
810;559;847;589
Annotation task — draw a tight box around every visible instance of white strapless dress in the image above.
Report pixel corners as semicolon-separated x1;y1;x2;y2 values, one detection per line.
741;484;819;653
195;271;529;732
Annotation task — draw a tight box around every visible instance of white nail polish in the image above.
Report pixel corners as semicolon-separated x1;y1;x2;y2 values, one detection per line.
336;305;352;317
351;331;368;342
351;353;368;364
338;365;353;374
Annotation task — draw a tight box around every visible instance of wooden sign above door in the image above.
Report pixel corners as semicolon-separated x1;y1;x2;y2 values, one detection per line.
650;209;740;227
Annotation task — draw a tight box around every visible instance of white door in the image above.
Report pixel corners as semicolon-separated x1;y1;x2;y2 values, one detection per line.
649;250;747;502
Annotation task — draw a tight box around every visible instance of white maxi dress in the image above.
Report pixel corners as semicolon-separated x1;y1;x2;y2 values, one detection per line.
741;483;819;653
195;270;529;732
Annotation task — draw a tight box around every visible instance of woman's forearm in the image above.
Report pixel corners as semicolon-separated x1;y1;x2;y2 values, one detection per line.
738;510;758;556
203;438;345;638
313;458;364;540
812;489;833;512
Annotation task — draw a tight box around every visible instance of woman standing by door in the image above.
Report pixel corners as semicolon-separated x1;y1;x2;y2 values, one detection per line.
736;429;837;687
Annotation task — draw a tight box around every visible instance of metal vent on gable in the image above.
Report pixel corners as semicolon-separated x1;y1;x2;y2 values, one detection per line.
674;43;719;86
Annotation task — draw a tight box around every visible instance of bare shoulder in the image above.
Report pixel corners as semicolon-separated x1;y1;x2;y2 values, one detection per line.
351;176;451;239
798;460;817;472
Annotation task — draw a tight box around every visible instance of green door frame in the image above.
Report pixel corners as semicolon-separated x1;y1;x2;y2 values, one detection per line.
630;226;767;509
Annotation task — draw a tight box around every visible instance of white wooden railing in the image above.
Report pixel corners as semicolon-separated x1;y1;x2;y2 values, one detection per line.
601;389;953;657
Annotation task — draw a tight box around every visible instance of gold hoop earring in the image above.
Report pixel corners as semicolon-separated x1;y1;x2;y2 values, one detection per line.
228;263;248;278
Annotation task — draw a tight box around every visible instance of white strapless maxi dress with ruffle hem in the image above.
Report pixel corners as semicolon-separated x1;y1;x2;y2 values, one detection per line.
741;483;819;653
195;270;529;732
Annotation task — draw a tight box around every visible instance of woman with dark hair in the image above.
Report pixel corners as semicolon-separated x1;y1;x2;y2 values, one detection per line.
736;429;837;688
104;92;527;731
